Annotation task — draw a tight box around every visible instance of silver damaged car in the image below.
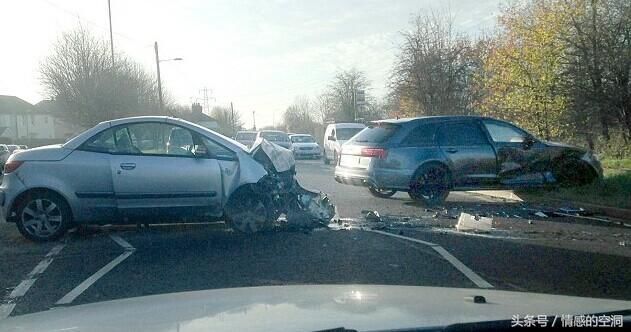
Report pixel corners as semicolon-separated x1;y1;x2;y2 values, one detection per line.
0;116;335;241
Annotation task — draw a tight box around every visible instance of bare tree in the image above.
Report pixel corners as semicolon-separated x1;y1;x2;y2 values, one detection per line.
389;11;477;116
211;105;243;137
40;26;161;126
283;96;318;135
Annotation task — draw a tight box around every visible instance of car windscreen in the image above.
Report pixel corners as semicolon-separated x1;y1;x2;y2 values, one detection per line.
349;124;399;143
236;132;256;140
291;135;315;143
261;132;289;142
336;127;364;140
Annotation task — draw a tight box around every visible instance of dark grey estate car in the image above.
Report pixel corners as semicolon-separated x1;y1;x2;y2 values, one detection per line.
334;116;602;205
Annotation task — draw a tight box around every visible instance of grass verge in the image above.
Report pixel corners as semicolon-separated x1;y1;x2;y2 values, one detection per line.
518;160;631;210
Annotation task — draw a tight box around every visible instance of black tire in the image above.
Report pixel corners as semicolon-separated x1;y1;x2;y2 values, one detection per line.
323;149;330;165
15;191;71;242
552;158;597;187
224;188;273;233
333;151;339;165
368;187;397;198
408;165;450;206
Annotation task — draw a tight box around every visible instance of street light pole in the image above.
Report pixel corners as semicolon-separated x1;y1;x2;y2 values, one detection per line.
107;0;114;64
154;41;164;114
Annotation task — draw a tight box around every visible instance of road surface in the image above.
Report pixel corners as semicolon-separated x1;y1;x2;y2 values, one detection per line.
1;159;630;319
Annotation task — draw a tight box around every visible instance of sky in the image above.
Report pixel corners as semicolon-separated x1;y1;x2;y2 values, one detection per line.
0;0;502;128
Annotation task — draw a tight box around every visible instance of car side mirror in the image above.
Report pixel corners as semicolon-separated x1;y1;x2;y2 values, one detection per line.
328;135;336;141
193;145;208;157
522;135;535;150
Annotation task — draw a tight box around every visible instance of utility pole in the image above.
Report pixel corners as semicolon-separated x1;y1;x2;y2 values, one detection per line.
252;111;256;131
154;41;164;114
107;0;114;64
230;102;235;136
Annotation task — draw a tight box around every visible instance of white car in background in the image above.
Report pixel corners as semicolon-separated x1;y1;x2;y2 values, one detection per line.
289;134;321;159
322;123;366;165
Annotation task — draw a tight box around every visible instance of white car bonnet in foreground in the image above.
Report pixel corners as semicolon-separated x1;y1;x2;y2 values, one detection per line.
1;285;629;332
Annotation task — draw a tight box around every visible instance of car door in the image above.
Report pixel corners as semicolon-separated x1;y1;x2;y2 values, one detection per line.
481;119;549;185
107;122;224;221
436;121;498;187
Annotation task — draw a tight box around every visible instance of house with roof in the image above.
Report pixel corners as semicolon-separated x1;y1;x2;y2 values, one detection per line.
0;95;56;143
180;102;219;130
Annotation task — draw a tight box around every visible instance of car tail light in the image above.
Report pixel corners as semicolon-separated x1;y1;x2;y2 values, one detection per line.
361;148;388;159
3;160;23;173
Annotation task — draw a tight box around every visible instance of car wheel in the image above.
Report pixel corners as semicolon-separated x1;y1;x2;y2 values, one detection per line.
368;187;397;198
553;158;597;187
408;165;450;206
323;149;330;165
224;189;273;233
333;151;339;165
15;191;71;242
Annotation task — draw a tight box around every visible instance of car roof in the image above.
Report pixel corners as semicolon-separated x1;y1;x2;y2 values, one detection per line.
372;115;497;125
328;123;365;129
236;130;257;134
259;130;287;134
63;116;248;152
289;134;313;137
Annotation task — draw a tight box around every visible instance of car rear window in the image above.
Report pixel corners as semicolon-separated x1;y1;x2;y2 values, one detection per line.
236;132;256;140
261;132;289;142
349;123;399;144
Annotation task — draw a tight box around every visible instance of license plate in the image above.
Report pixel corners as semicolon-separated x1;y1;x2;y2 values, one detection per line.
340;155;370;168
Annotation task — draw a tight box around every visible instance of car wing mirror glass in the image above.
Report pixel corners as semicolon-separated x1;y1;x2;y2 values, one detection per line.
522;135;535;150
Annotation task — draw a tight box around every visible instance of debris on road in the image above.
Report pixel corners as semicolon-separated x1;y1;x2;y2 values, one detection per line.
226;139;336;233
363;210;382;222
456;213;493;232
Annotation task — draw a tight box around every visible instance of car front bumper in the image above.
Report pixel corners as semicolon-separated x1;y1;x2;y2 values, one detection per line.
293;150;321;157
0;173;26;222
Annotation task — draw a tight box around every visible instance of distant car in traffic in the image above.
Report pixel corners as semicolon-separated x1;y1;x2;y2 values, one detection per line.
289;134;321;159
18;144;28;150
234;130;257;148
322;123;366;165
256;130;292;150
334;116;602;205
0;144;9;169
7;144;20;154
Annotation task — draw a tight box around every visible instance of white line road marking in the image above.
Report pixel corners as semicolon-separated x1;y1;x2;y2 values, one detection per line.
9;279;36;298
0;304;16;321
0;244;66;321
367;229;494;289
431;246;494;289
369;229;437;246
109;234;135;251
55;235;135;305
56;250;133;305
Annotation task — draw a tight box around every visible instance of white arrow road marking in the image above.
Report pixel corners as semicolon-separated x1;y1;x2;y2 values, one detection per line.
56;235;135;305
367;229;494;289
0;244;65;321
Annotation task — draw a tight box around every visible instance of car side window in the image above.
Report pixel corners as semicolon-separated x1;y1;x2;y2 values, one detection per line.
80;128;116;153
438;122;488;146
402;124;437;146
483;121;526;143
200;137;236;160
